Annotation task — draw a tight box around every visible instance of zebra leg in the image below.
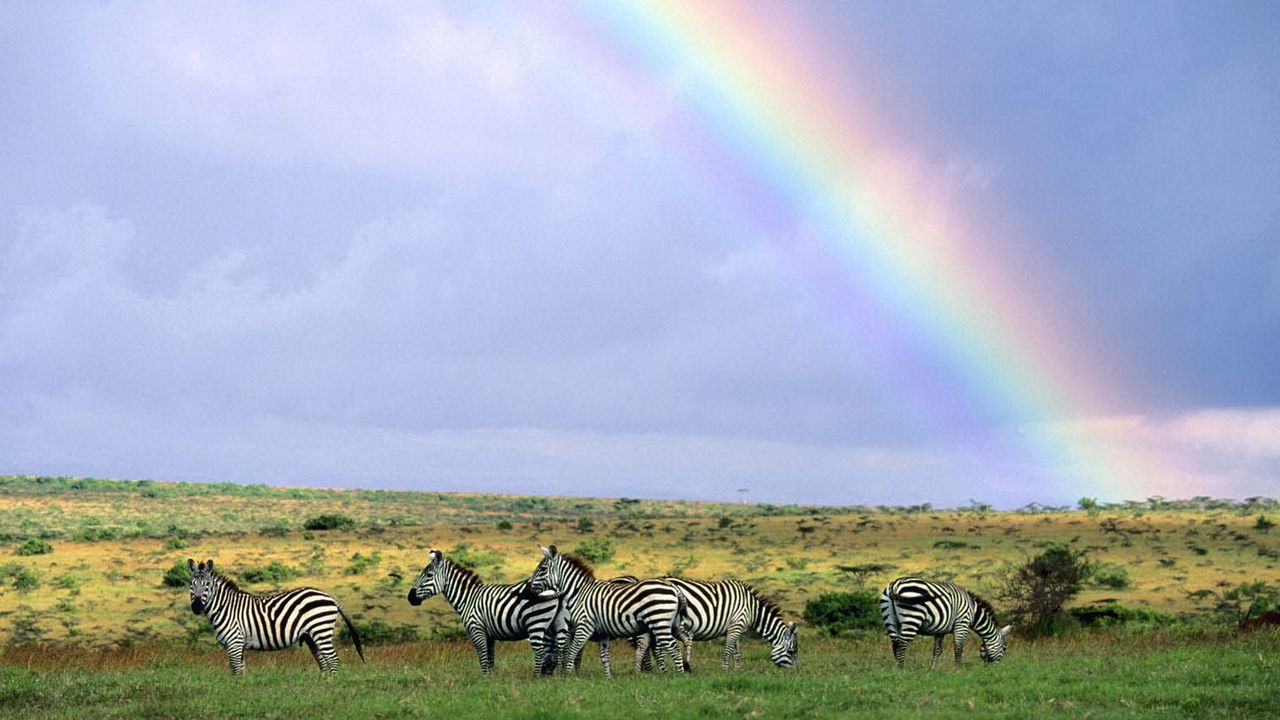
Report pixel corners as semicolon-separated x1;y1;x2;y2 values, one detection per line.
312;627;340;674
723;621;747;670
565;622;590;675
469;628;494;675
930;635;944;670
953;624;970;665
226;640;246;676
655;630;684;673
891;635;912;668
530;637;551;677
599;639;613;679
634;633;652;673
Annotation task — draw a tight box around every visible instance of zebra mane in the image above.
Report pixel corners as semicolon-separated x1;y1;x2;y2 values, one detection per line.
441;556;486;584
561;553;596;579
213;570;243;593
745;584;785;621
968;590;1000;624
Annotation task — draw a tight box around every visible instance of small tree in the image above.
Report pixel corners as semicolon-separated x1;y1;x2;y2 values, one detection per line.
803;591;882;636
997;544;1092;635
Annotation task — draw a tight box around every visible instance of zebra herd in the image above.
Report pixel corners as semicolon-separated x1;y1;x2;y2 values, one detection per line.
186;549;1008;676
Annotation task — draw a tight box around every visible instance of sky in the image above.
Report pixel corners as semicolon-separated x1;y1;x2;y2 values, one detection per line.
1;1;1277;507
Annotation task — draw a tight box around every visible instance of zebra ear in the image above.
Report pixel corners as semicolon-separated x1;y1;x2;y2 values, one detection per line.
539;545;551;557
187;558;196;571
206;559;214;571
1000;625;1012;638
548;544;558;556
788;621;797;633
429;549;441;563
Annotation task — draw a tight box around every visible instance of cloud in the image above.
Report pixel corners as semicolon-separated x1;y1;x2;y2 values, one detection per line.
82;0;670;186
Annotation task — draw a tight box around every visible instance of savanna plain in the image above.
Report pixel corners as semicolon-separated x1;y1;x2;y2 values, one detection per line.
1;476;1277;718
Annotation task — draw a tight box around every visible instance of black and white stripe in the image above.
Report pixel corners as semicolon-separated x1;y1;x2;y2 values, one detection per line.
187;558;365;675
879;576;1011;668
637;578;797;669
408;548;561;675
525;545;687;678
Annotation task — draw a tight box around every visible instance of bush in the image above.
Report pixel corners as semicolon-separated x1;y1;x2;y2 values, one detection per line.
1093;564;1131;590
803;590;882;636
339;618;419;645
8;566;41;592
496;519;514;532
259;521;290;538
446;543;502;573
162;560;192;588
239;562;299;584
574;517;595;534
998;544;1092;636
344;552;382;575
573;538;614;566
15;539;53;556
1255;516;1275;533
303;514;356;531
1069;601;1175;629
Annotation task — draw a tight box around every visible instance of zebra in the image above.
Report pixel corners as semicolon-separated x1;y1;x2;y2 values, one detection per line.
186;558;365;675
879;576;1011;668
524;545;688;678
634;578;797;669
407;548;562;675
548;575;689;673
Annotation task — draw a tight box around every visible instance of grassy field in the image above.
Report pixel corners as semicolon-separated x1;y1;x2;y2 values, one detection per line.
2;633;1277;718
1;476;1278;717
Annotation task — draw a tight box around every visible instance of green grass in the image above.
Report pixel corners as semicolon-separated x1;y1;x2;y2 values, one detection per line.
3;633;1277;718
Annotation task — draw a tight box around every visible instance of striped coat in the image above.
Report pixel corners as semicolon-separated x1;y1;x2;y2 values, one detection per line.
879;576;1010;668
187;558;365;675
408;549;562;675
525;545;687;678
638;578;797;669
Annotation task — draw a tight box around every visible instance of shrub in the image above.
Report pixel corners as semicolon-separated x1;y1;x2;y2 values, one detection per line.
496;519;514;532
1093;564;1131;590
162;560;192;588
339;618;419;645
259;521;290;538
997;543;1092;636
446;543;502;573
573;517;595;534
239;562;300;584
1255;516;1275;533
573;538;615;566
15;539;53;556
1069;601;1175;629
803;590;882;636
344;552;382;575
10;566;41;592
303;514;356;531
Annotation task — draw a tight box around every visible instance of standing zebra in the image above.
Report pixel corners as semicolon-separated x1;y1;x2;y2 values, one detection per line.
524;545;687;678
635;578;797;669
407;548;561;675
879;576;1011;668
186;558;365;675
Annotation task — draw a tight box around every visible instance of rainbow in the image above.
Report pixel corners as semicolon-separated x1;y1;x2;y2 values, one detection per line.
573;0;1187;502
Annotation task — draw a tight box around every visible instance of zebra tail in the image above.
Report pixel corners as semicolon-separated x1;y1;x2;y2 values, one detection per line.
336;603;367;663
672;585;693;673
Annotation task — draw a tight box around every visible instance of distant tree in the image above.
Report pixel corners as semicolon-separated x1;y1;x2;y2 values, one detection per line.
803;591;882;636
997;544;1092;635
303;514;355;531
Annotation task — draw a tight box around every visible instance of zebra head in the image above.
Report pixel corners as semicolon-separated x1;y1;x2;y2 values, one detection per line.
771;621;799;669
526;545;564;599
979;624;1013;663
407;549;444;606
188;558;215;615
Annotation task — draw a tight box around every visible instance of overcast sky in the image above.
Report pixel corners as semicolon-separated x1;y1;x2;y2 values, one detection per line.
1;1;1277;507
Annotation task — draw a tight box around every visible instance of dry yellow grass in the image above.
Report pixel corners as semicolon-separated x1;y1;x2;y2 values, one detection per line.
1;478;1277;646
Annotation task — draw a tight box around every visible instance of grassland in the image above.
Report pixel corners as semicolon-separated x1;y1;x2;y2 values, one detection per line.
1;476;1278;717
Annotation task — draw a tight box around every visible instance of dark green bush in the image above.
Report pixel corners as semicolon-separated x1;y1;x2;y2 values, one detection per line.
15;539;53;556
338;618;419;645
574;517;595;534
239;562;300;584
162;560;192;588
1093;564;1131;590
803;590;882;636
1069;601;1175;629
573;538;614;566
303;514;356;531
496;519;514;532
998;543;1092;636
259;521;290;537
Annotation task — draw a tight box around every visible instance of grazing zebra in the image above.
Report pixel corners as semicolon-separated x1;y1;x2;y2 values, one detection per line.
549;575;687;673
635;578;797;669
186;558;365;675
879;576;1011;668
524;545;688;678
407;548;562;675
